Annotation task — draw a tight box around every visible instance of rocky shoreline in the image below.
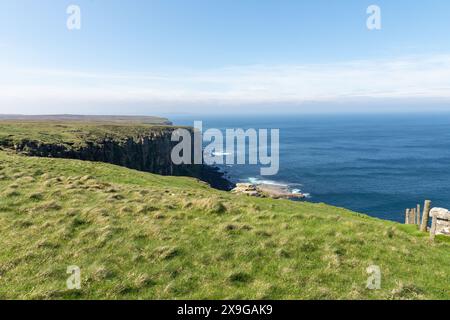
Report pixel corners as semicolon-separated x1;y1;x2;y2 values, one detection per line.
231;183;306;200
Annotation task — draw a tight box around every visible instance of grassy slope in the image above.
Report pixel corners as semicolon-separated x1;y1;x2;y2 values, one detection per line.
0;151;449;300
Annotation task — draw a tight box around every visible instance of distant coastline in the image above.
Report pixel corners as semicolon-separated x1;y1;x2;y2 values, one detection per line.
0;114;173;125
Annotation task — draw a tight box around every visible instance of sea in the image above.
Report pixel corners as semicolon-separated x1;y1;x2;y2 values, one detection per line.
171;113;450;222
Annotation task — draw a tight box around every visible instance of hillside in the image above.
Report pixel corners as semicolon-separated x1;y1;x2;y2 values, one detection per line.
0;150;449;299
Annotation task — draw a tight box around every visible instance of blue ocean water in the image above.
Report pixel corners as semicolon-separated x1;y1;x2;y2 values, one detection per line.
171;113;450;222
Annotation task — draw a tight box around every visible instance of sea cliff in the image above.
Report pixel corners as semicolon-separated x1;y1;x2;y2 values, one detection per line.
0;119;232;190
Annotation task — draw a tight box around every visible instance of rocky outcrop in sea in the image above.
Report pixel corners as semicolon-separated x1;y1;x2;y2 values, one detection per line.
232;183;306;200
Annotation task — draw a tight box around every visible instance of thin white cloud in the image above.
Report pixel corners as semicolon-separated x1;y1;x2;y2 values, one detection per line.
2;54;450;113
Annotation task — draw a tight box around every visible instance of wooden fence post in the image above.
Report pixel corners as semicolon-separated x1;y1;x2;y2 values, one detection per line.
410;208;416;224
405;209;410;224
420;200;432;232
416;204;421;226
430;211;437;241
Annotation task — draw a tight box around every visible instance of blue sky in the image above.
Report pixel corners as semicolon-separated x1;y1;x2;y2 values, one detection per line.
1;0;450;114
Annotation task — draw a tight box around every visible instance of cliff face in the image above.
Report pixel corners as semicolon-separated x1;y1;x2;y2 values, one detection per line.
7;128;232;190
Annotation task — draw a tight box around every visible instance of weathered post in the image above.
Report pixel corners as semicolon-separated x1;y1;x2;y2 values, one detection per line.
410;208;416;224
430;212;437;241
420;200;432;232
405;209;410;224
416;204;421;226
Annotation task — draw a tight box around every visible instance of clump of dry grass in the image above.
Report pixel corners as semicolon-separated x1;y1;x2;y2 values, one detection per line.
300;241;318;252
29;192;44;201
87;182;108;190
223;223;239;231
4;189;21;197
79;175;94;182
43;177;65;188
190;198;228;214
153;212;166;219
254;230;272;237
34;200;62;211
152;246;182;260
228;271;252;284
390;281;425;300
64;208;80;217
276;248;291;258
134;273;156;288
222;223;253;232
137;204;158;214
119;206;134;215
107;194;125;201
91;266;115;281
17;176;35;184
70;216;88;229
13;219;34;229
384;227;396;239
35;239;60;249
40;173;52;180
12;172;25;179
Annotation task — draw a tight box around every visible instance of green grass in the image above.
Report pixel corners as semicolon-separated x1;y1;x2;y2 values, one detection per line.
0;150;449;300
0;121;178;148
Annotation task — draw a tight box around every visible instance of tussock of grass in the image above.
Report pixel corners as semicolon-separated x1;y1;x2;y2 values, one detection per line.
91;266;115;281
4;190;21;197
190;198;228;214
152;246;182;261
153;212;166;220
228;272;252;284
137;204;159;214
107;194;125;201
29;192;45;201
0;151;448;300
276;248;291;258
390;282;425;300
254;230;272;237
34;201;62;211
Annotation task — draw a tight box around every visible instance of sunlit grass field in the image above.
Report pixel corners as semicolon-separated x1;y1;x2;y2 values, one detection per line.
0;121;176;148
0;150;449;299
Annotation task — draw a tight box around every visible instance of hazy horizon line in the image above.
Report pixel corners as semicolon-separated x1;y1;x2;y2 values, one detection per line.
2;53;450;114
